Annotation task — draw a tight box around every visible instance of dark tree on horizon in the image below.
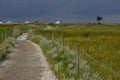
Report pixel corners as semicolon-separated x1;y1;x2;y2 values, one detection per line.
97;16;103;24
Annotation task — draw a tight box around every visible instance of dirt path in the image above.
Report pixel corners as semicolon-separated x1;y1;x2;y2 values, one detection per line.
17;33;28;41
0;34;57;80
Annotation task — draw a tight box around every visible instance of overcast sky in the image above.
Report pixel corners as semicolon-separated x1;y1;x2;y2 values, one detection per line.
0;0;120;23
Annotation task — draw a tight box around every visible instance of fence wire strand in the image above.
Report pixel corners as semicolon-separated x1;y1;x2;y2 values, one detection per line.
81;52;119;77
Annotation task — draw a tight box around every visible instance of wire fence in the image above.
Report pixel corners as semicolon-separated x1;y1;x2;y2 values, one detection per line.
46;31;120;79
82;52;119;76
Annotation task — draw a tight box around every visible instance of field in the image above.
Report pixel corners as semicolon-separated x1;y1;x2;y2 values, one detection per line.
0;23;120;80
34;23;120;80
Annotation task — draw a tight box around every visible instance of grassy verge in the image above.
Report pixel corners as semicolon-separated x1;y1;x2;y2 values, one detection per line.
0;38;15;61
0;24;23;61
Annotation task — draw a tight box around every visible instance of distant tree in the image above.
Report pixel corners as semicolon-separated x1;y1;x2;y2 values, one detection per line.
97;16;103;24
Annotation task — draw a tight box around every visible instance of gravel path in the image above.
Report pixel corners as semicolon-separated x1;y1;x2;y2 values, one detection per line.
0;34;57;80
17;33;28;41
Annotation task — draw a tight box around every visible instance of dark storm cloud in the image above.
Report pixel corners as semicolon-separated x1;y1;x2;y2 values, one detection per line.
0;0;4;6
0;0;120;23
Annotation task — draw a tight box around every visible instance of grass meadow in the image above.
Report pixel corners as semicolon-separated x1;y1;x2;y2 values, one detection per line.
34;24;120;80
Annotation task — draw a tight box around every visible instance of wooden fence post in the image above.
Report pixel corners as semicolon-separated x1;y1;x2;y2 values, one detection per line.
52;32;54;41
1;32;3;41
3;31;5;41
5;30;7;39
4;30;7;40
7;29;11;37
46;32;48;39
10;30;12;37
76;44;80;76
62;35;64;51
